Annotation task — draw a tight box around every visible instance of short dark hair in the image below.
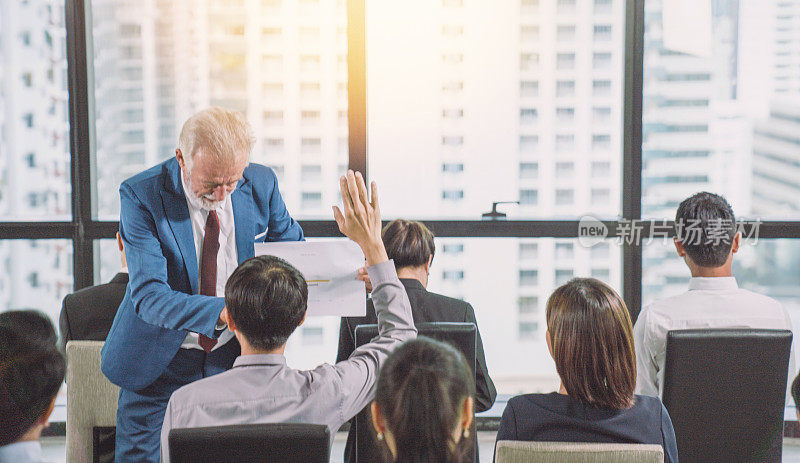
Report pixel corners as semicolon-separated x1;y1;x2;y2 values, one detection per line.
224;255;308;351
382;219;435;269
0;310;66;446
374;338;475;463
675;192;736;267
546;278;635;410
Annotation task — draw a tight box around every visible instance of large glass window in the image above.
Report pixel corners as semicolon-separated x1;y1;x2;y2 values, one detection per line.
0;240;73;323
642;0;800;220
366;0;626;220
2;0;800;434
0;0;70;220
90;0;349;220
283;237;621;395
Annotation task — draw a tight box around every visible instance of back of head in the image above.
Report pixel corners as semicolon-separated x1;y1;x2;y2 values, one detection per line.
374;338;475;463
224;255;308;351
546;278;635;410
0;310;66;446
675;192;736;267
179;106;255;168
382;219;435;269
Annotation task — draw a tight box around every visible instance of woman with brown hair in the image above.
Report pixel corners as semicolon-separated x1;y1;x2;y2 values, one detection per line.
495;278;678;462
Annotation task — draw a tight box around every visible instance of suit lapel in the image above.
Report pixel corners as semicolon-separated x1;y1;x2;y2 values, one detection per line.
232;176;254;264
160;161;199;295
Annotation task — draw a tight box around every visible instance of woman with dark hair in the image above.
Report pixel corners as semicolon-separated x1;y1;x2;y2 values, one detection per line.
371;338;475;463
496;278;678;463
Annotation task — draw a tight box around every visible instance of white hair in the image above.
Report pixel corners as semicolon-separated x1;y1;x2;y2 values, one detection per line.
179;106;254;172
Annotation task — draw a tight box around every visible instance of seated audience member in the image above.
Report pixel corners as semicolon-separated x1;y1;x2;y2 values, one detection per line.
496;278;678;463
0;311;67;463
159;172;416;462
634;192;795;398
59;232;128;350
338;219;496;461
370;337;475;463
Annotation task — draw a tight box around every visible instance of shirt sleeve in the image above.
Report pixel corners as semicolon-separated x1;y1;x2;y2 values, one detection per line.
634;308;660;397
659;402;679;463
330;260;417;425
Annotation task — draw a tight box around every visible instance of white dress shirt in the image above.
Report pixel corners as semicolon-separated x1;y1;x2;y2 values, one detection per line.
634;276;795;399
179;173;237;351
0;441;45;463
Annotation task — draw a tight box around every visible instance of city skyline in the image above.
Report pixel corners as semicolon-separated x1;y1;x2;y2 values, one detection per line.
1;0;799;396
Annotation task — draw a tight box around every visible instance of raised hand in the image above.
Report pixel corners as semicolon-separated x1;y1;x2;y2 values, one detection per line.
332;170;388;266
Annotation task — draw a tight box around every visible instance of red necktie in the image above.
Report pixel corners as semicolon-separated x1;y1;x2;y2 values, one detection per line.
198;211;220;353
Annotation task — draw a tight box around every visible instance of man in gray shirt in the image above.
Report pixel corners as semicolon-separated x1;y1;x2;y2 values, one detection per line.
160;171;416;462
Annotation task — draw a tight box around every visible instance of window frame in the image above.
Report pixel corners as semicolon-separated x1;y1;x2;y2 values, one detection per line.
1;0;799;327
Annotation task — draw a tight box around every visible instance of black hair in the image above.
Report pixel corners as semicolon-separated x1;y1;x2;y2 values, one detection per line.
0;310;66;446
382;219;435;270
374;338;475;463
224;255;308;351
675;192;737;267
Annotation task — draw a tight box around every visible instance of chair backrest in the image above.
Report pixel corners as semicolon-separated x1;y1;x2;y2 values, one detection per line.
168;423;330;463
65;340;120;463
353;322;478;463
662;328;792;463
355;322;477;373
494;441;664;463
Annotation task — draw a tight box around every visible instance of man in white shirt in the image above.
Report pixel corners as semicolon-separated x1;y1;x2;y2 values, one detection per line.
634;192;795;397
160;171;417;462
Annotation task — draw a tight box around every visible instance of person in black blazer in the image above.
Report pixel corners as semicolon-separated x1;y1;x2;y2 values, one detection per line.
495;278;678;463
59;233;128;350
338;219;496;462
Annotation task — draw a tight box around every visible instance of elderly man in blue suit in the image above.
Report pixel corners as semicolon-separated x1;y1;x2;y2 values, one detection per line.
101;107;304;462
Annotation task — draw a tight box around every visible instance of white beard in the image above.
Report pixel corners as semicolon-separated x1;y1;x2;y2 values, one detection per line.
183;171;225;211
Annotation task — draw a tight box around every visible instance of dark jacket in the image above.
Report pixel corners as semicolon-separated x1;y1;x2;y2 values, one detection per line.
59;272;129;350
337;278;497;462
496;393;678;463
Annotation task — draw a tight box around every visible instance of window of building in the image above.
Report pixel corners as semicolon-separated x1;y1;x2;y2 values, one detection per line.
519;269;538;286
519;243;539;260
442;189;464;200
519;162;538;179
520;189;538;205
557;25;575;42
555;188;574;205
518;296;539;314
593;24;612;41
442;163;464;173
556;53;575;70
520;81;539;97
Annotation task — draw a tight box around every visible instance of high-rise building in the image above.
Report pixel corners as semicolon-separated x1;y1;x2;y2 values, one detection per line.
752;99;800;214
0;0;72;320
367;0;624;392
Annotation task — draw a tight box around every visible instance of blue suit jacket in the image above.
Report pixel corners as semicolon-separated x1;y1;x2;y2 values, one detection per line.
101;158;304;391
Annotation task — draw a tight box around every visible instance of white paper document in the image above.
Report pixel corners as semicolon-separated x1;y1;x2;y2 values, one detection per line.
254;240;366;317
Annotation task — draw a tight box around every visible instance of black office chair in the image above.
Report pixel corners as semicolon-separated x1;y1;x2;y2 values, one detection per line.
662;329;792;463
353;322;478;463
168;423;330;463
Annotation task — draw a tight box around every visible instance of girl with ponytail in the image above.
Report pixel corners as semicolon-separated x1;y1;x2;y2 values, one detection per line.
370;338;475;463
